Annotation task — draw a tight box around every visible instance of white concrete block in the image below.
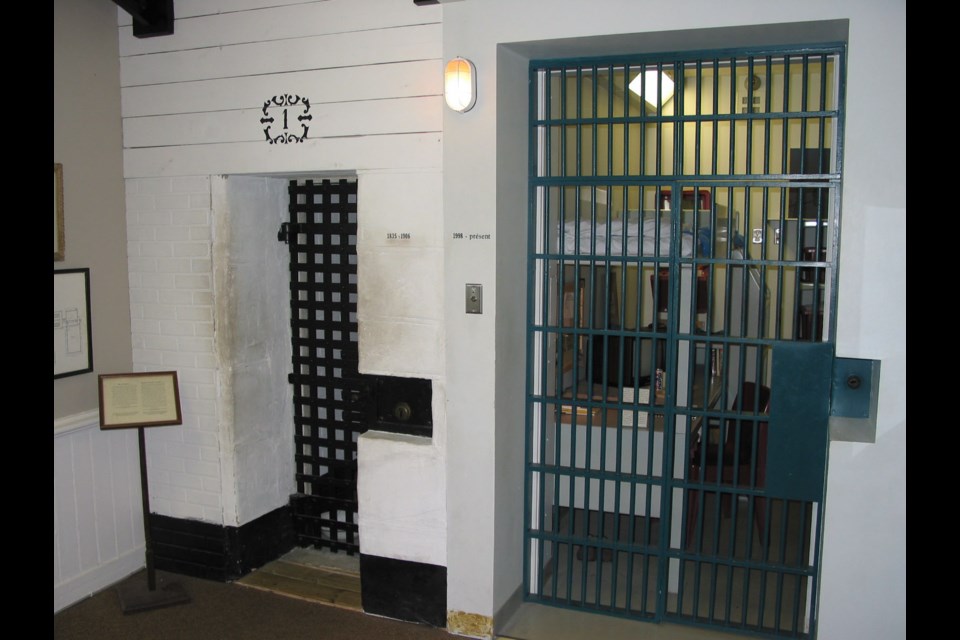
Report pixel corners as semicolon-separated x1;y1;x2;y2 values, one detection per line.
131;319;160;335
189;194;212;208
161;351;198;368
171;175;211;193
142;334;179;351
157;258;193;273
156;194;192;210
155;226;191;242
194;322;214;337
168;473;204;490
128;257;157;273
358;431;446;566
174;274;211;290
137;211;173;226
141;303;178;320
159;320;196;336
195;353;217;369
132;349;164;365
131;288;159;304
201;506;221;522
165;441;203;461
184;489;221;508
171;210;210;227
184;459;220;478
189;226;212;242
192;291;214;306
358;318;443;377
126;194;156;212
357;248;443;322
159;289;192;305
180;428;219;453
139;241;173;258
134;178;173;194
176;305;213;323
141;273;176;289
173;242;210;258
183;397;216;417
126;226;156;241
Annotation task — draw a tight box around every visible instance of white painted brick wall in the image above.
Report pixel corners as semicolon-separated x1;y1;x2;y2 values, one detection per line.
125;175;224;525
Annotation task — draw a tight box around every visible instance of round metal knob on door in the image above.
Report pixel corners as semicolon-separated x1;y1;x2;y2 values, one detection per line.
393;401;412;422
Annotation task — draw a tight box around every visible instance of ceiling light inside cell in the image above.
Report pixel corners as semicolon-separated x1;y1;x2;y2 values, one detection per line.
629;70;674;108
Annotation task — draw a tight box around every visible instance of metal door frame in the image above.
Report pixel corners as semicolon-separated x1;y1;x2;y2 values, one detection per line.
523;44;846;638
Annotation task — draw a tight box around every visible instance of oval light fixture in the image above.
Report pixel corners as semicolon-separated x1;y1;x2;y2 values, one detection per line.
444;57;477;112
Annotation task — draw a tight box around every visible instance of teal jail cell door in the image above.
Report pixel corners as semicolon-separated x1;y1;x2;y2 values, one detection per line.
524;46;844;638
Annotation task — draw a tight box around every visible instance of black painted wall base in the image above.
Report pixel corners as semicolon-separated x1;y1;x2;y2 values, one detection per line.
360;554;447;628
148;508;448;629
150;505;295;581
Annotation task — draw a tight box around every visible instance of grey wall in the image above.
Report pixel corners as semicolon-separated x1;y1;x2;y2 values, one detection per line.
214;175;295;524
54;0;132;416
54;0;141;614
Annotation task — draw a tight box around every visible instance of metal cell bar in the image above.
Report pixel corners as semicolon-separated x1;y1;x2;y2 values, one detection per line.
727;56;737;175
542;187;556;600
525;69;544;596
745;56;755;174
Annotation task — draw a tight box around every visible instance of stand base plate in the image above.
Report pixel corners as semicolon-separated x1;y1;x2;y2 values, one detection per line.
116;571;191;614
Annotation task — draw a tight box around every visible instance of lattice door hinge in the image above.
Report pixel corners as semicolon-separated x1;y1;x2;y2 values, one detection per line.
277;222;291;244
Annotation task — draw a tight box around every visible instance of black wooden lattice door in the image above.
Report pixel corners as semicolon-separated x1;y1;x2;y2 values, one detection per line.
283;178;368;555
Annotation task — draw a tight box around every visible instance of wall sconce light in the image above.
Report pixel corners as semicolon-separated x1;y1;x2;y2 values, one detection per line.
629;69;674;108
444;57;477;112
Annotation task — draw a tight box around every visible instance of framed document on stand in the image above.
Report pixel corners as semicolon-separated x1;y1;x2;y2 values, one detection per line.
98;371;190;613
100;371;182;430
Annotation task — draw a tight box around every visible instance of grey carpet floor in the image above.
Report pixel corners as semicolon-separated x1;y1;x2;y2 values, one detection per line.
54;569;456;640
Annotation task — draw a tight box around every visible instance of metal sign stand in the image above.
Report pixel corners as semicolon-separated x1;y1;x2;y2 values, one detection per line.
114;427;191;613
98;371;191;613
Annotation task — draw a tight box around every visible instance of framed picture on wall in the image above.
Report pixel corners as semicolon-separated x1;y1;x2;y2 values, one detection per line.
54;163;65;261
54;268;93;379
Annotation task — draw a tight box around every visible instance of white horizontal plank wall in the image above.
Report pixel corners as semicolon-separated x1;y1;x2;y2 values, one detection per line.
124;96;440;147
120;26;441;88
54;412;145;613
119;0;442;178
122;58;440;116
117;1;434;56
119;0;446;542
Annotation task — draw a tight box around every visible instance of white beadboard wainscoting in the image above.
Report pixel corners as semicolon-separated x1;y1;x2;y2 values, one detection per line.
54;410;145;613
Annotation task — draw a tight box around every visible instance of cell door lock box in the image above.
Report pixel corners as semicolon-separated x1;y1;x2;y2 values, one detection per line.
369;375;433;437
829;357;881;443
